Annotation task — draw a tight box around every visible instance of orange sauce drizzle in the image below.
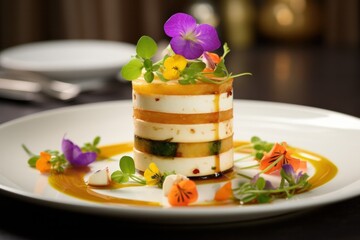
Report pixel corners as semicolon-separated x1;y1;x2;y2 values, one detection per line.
213;93;220;174
48;141;338;207
49;167;160;207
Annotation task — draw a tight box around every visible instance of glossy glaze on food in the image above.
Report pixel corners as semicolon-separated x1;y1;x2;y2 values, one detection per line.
132;79;234;178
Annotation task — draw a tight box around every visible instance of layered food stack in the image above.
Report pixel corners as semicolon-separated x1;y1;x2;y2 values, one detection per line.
120;12;250;178
132;78;234;178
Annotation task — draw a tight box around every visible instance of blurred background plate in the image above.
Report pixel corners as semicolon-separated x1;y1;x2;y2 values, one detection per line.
0;40;136;81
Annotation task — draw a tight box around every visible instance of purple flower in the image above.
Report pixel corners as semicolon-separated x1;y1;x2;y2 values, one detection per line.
282;164;304;184
264;180;276;190
250;174;275;190
164;12;220;59
250;173;260;185
62;138;96;167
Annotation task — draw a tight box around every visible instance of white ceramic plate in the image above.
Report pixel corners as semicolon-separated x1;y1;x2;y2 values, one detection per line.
0;40;135;81
1;100;360;224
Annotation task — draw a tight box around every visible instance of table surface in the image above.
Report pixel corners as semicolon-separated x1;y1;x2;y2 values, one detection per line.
0;46;359;239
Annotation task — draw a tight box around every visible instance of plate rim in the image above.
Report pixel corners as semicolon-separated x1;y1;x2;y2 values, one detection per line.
1;99;360;223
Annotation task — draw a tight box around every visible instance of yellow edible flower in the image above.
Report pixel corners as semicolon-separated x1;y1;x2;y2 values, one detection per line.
163;54;187;80
144;162;162;185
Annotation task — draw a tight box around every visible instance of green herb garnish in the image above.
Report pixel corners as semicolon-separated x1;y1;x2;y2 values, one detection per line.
120;36;251;85
81;136;101;154
234;164;311;204
23;136;101;173
111;156;146;184
234;136;274;162
23;144;68;173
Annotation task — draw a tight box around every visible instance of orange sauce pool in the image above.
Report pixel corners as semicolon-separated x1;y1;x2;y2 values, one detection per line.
48;141;338;207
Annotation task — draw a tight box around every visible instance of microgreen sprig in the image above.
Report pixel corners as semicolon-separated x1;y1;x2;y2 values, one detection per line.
233;164;311;204
234;136;274;162
111;156;146;185
47;150;68;173
120;36;161;83
81;136;101;154
120;36;251;85
23;136;101;173
23;144;68;173
111;155;175;188
22;144;40;168
199;43;252;84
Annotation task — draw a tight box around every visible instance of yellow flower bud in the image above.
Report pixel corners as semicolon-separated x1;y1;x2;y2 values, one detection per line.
144;162;162;185
163;54;187;80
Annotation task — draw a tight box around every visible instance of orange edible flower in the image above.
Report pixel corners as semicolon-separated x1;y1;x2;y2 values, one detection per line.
36;152;52;173
259;142;301;174
168;180;198;206
207;52;221;64
203;52;221;73
214;181;233;201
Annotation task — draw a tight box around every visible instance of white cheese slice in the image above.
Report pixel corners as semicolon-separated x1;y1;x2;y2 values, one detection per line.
134;119;233;142
133;91;233;114
87;168;110;186
134;149;233;177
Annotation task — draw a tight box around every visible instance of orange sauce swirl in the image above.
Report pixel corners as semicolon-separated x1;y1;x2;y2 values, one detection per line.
48;141;338;207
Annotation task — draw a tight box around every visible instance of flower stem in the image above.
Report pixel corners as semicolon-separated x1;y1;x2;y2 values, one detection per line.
129;175;146;185
237;164;259;170
234;154;253;162
22;144;36;157
235;184;306;195
260;155;284;174
230;72;252;78
233;144;253;152
237;173;253;180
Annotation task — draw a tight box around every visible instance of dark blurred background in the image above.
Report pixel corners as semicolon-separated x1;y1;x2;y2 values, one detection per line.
0;2;360;239
0;0;358;50
0;0;359;119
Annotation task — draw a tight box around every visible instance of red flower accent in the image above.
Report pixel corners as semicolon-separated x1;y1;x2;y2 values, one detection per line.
259;142;301;174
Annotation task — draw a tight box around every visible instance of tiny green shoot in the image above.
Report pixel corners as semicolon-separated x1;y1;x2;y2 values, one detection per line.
81;136;101;154
234;136;274;162
120;36;251;85
111;156;146;185
234;167;311;204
